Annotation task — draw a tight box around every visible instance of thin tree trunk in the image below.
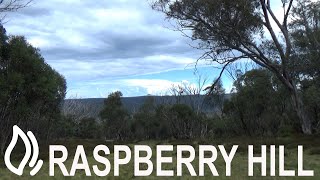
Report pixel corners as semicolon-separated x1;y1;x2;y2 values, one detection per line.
290;85;312;134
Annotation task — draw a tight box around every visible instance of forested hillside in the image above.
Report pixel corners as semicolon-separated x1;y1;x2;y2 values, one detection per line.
62;94;231;119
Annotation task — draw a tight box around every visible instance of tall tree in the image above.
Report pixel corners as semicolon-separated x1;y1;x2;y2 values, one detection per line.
290;0;320;131
153;0;315;134
100;91;129;140
290;0;320;78
0;25;66;155
223;69;290;136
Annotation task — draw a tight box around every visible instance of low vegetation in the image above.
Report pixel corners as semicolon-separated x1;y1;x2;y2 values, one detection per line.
1;136;320;179
0;0;320;179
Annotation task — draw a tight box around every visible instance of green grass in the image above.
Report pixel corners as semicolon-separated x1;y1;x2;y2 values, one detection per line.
0;136;320;179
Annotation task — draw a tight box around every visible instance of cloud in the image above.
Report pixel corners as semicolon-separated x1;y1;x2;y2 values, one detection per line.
3;0;236;97
4;0;202;97
65;78;177;98
66;77;216;98
122;79;179;95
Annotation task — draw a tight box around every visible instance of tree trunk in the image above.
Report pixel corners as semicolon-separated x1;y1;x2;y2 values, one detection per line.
290;85;312;134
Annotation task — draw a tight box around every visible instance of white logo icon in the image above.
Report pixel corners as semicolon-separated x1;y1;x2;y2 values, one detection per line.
4;125;43;176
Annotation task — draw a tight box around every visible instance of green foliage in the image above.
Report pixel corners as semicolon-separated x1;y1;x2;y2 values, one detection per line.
51;115;77;139
77;118;100;139
129;96;212;140
0;25;66;154
290;0;320;78
168;104;201;139
131;96;160;140
95;67;318;139
154;0;262;50
153;0;319;134
100;91;130;140
222;69;294;136
302;82;320;132
50;115;102;140
290;0;320;132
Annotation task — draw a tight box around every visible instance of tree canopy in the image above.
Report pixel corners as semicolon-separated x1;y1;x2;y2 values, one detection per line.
0;24;66;155
153;0;319;134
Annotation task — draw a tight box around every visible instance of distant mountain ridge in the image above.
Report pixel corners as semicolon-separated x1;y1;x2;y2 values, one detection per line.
62;94;231;120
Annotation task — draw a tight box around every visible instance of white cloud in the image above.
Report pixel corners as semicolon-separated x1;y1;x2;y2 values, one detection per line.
4;0;202;92
4;0;267;97
122;79;177;95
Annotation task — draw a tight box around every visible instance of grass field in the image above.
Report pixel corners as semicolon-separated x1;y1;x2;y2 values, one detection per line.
1;135;320;179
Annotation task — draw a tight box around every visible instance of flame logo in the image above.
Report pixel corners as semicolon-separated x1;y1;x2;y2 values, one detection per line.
4;125;43;176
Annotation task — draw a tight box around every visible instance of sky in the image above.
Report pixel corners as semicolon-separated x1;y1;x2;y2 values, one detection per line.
4;0;237;98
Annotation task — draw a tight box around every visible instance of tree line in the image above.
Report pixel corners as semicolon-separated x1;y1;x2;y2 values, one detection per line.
0;0;319;156
59;63;320;140
88;0;320;140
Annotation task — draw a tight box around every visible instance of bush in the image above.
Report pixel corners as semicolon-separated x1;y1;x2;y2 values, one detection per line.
77;118;101;139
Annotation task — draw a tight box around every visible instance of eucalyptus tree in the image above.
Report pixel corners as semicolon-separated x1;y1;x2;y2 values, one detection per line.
100;91;130;140
153;0;316;134
0;26;66;155
290;0;320;130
